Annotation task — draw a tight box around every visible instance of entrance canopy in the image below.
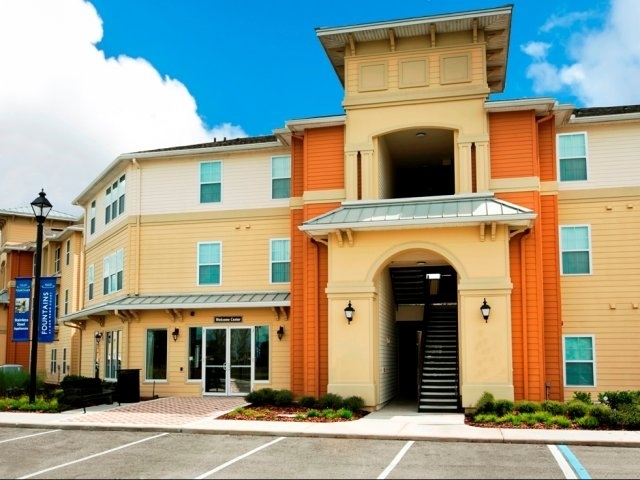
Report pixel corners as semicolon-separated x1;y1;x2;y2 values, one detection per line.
299;193;536;238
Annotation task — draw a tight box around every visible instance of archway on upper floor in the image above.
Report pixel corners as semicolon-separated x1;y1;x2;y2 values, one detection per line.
377;128;456;199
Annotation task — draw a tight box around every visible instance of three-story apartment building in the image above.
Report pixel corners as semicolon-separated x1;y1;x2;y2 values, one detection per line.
3;5;638;412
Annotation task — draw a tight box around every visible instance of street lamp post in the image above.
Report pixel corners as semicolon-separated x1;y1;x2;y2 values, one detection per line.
29;190;52;403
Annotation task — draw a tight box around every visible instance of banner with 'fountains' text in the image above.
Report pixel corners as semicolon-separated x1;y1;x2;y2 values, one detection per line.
12;276;57;343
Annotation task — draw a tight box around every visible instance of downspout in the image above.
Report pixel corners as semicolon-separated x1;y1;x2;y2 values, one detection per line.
131;158;141;295
520;229;532;399
311;238;320;398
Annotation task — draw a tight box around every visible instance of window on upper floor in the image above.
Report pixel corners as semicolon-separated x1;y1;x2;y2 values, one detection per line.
271;155;291;199
63;289;69;315
90;200;96;235
54;246;60;273
198;242;221;285
105;174;126;224
270;239;290;283
200;161;222;203
560;225;591;275
88;264;94;300
558;133;588;182
563;335;595;387
103;249;124;295
65;239;70;266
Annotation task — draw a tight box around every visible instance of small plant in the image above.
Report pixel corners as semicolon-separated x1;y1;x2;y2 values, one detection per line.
541;400;566;415
546;415;572;428
514;400;540;414
572;391;592;404
318;393;344;410
474;392;496;414
343;396;365;412
298;395;317;408
473;413;498;423
336;408;353;419
306;409;321;417
577;415;599;429
274;389;294;406
566;400;589;419
494;399;514;416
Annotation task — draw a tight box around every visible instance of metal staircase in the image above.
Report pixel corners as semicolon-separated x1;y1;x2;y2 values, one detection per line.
418;304;461;413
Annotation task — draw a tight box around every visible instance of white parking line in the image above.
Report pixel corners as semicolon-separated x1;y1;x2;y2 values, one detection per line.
17;432;168;479
195;436;286;479
0;429;60;444
548;445;578;479
377;440;414;479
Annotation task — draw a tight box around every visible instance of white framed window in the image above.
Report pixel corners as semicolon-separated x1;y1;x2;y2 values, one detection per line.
558;133;588;182
200;161;222;203
271;155;291;199
105;174;126;224
563;335;595;387
198;242;221;285
103;249;124;294
54;246;61;273
88;264;95;300
270;239;290;283
560;225;591;275
65;239;71;266
62;348;67;375
63;289;69;315
146;329;168;380
90;200;96;235
50;348;57;374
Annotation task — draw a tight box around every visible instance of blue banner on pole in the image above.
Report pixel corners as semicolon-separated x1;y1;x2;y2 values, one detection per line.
38;277;57;343
13;277;31;342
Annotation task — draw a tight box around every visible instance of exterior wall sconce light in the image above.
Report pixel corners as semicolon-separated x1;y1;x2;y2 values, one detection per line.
480;298;491;322
95;331;103;344
344;301;355;324
172;327;180;342
277;325;284;341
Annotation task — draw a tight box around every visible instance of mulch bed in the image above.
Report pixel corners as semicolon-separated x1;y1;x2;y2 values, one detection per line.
218;405;370;422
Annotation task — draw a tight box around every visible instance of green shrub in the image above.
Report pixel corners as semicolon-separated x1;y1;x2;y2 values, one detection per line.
587;404;616;428
298;395;317;408
317;393;344;410
577;415;599;429
336;408;353;419
566;400;589;419
541;400;566;415
494;399;514;416
531;411;553;423
306;409;320;417
615;405;640;430
514;400;541;414
343;396;365;412
599;391;637;410
474;391;496;414
245;387;278;405
572;391;592;404
0;369;29;397
473;413;498;423
321;408;337;419
274;389;294;406
547;415;572;428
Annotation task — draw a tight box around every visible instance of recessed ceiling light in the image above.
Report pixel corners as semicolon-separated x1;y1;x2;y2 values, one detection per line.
416;132;426;137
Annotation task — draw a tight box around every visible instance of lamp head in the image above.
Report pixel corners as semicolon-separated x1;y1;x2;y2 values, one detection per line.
30;190;53;223
480;298;491;322
344;301;355;324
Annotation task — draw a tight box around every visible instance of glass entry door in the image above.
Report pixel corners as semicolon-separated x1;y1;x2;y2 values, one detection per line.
203;327;252;396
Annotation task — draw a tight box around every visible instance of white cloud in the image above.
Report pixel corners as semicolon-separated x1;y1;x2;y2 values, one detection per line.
523;0;640;107
0;0;245;214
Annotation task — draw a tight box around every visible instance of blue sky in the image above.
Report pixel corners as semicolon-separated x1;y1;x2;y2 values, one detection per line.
1;0;639;213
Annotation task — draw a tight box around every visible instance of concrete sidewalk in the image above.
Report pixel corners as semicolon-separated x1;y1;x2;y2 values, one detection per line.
1;397;639;447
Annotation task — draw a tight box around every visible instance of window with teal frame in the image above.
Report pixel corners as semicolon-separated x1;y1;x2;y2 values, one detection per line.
200;161;221;203
564;336;595;386
271;155;291;199
560;225;591;275
198;242;221;285
254;326;270;381
558;133;587;181
270;239;290;283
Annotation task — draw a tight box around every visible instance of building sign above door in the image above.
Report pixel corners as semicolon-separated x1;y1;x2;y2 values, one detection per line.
214;316;242;323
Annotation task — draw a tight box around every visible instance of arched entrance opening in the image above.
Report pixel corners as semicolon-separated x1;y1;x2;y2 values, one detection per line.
384;250;461;413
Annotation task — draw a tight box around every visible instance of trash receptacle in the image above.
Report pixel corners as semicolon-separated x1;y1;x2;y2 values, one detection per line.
116;368;140;403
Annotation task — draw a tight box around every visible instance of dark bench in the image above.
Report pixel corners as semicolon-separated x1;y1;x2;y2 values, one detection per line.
60;377;118;413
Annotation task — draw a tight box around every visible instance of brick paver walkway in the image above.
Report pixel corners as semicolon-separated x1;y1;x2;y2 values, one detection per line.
65;396;248;425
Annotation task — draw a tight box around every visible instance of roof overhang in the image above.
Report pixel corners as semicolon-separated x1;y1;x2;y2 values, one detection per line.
61;291;290;323
316;5;512;93
299;193;536;238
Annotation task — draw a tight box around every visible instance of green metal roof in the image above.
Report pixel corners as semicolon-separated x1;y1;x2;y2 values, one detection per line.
299;193;536;236
61;291;290;322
